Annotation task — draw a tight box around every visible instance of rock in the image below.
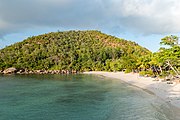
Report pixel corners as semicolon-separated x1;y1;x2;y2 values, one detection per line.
29;71;34;74
16;69;25;74
62;70;66;74
3;67;17;74
1;68;79;75
66;70;70;74
34;70;44;74
72;70;77;74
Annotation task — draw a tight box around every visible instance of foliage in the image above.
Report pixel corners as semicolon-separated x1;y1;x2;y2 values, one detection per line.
139;70;154;77
124;69;132;73
0;30;150;71
160;35;179;47
138;35;180;77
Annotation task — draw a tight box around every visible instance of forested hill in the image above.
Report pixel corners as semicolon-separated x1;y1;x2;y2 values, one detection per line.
0;30;151;72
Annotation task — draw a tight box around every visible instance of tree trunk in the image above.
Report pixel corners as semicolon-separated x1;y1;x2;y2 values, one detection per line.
166;60;179;76
159;65;163;74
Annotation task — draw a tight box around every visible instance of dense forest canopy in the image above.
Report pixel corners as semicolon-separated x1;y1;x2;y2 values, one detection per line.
0;30;150;72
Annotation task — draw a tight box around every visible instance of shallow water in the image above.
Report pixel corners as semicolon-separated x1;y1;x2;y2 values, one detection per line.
0;74;179;120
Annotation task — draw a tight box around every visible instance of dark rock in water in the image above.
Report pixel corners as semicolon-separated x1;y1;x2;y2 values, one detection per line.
3;67;17;74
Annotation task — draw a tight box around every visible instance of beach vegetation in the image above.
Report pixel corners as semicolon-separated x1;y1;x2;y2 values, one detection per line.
138;35;180;78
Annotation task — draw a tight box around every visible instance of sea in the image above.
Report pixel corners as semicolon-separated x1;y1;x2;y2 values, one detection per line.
0;74;179;120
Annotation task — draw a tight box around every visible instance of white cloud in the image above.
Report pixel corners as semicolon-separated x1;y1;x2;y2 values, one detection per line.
0;0;180;38
110;0;180;34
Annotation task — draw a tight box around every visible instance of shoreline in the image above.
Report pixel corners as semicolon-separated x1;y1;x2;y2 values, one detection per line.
83;71;180;109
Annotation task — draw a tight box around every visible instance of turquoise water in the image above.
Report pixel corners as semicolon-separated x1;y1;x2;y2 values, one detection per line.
0;74;179;120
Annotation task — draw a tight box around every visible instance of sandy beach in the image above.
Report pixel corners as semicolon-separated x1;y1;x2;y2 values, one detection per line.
84;71;180;109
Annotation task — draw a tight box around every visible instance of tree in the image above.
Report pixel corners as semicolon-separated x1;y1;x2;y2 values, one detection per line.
160;35;179;47
137;35;180;77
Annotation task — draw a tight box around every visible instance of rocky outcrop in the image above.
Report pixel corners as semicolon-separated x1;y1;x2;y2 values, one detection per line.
0;68;78;75
3;67;17;74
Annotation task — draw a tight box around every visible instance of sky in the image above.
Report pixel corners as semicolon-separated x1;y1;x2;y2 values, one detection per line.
0;0;180;52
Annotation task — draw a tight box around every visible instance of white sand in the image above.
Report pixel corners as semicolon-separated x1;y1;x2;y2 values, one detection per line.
84;71;180;109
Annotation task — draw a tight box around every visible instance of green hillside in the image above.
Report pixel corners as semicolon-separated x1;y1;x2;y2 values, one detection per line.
0;30;150;72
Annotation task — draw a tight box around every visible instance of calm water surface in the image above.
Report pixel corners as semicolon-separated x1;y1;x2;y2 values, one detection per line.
0;74;179;120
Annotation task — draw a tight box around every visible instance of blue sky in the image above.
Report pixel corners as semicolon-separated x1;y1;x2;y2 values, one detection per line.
0;0;180;52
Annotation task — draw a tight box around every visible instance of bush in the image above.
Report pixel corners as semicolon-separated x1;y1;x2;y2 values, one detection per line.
139;70;154;77
159;71;169;78
124;69;132;73
139;71;146;76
